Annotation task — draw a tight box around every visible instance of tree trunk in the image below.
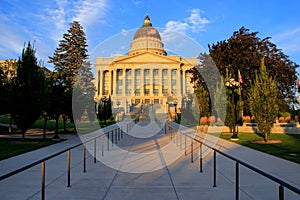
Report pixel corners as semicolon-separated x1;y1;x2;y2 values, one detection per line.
63;115;66;133
55;117;59;135
22;129;25;140
264;133;268;142
43;118;47;139
9;115;13;133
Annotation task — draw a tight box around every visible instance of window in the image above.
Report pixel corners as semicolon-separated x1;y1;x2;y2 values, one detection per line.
135;79;140;86
135;89;140;95
144;89;150;95
117;69;122;76
171;69;177;76
126;69;132;76
126;89;131;95
135;69;141;76
145;99;150;104
144;69;150;76
154;99;159;104
126;79;132;85
172;79;176;85
135;99;140;104
162;69;167;76
117;89;122;95
117;79;122;86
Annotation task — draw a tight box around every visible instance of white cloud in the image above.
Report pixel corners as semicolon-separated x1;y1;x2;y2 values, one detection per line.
273;28;300;53
188;9;210;32
161;9;210;43
164;8;210;34
0;16;28;59
72;0;108;28
132;0;144;5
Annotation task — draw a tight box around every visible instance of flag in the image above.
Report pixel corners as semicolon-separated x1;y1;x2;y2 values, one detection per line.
238;69;243;85
147;28;156;35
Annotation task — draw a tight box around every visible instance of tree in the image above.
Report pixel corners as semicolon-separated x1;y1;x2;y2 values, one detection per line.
194;84;210;118
209;27;298;114
49;21;89;135
49;21;88;88
97;96;113;126
14;42;46;139
74;61;96;123
249;57;279;142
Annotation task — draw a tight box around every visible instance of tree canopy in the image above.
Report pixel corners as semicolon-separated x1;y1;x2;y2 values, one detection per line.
49;21;88;88
208;27;298;114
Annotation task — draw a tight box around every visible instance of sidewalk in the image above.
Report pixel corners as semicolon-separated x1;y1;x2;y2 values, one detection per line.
0;121;300;200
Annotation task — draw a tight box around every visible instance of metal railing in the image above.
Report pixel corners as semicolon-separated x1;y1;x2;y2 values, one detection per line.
0;120;137;200
165;122;300;200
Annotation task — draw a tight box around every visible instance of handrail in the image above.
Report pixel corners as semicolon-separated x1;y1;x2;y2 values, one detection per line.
0;120;137;199
165;122;300;200
0;123;113;181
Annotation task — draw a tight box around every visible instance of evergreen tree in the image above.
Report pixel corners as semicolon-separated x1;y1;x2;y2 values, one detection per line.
195;84;210;118
49;21;89;134
74;61;96;123
49;21;88;88
14;42;46;139
249;57;279;142
213;82;226;124
0;67;6;114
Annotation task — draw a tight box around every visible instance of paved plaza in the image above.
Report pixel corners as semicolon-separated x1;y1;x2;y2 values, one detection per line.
0;118;300;200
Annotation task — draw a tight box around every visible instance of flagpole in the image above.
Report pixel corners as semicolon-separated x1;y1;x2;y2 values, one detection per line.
238;69;243;120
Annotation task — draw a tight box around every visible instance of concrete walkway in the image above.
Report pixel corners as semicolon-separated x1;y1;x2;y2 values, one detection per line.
0;120;300;200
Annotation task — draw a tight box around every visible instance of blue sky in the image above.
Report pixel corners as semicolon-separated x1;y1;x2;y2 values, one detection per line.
0;0;299;71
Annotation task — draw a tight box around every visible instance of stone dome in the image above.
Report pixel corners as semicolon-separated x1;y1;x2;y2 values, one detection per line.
128;15;166;56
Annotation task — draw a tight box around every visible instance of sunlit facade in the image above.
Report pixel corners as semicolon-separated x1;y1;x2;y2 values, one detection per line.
94;15;197;113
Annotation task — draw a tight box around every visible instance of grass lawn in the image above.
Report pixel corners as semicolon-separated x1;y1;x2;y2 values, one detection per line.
0;138;59;161
219;132;300;164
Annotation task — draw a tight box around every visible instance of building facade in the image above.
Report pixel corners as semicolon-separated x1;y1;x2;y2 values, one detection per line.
94;15;197;114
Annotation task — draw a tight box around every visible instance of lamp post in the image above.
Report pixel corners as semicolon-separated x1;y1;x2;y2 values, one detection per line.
174;100;178;121
225;78;239;140
102;96;108;125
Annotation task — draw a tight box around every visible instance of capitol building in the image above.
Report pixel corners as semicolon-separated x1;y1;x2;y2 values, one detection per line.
94;15;197;115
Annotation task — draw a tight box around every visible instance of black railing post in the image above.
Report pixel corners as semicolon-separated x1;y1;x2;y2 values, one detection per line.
121;127;123;139
199;143;203;173
213;150;217;187
236;162;239;200
115;129;118;144
67;150;71;187
41;162;45;200
180;132;182;150
191;140;194;163
94;139;97;163
83;143;86;173
107;132;110;151
185;135;187;156
111;131;114;147
102;135;104;156
279;185;284;200
176;131;179;147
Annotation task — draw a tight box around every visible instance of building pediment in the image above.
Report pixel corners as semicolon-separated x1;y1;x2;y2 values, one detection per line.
113;52;182;65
